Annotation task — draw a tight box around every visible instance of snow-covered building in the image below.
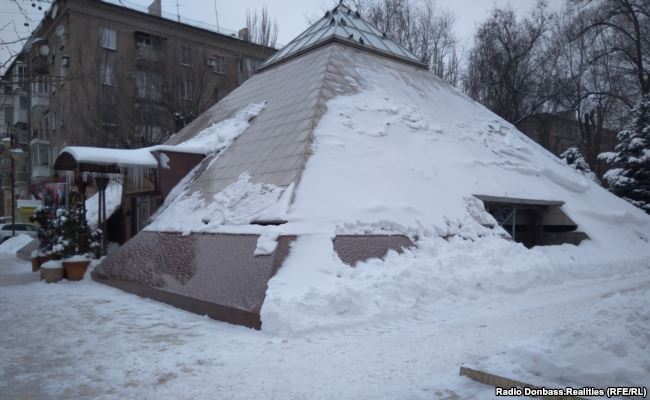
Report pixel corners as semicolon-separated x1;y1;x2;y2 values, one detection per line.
58;3;650;330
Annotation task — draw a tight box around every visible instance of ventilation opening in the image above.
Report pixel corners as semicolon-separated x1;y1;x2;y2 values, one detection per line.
474;195;589;248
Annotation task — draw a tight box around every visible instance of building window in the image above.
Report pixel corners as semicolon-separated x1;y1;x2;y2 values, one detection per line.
15;64;26;89
32;77;48;95
135;32;152;48
181;78;192;100
100;63;116;86
135;70;161;100
99;27;117;50
180;47;191;66
238;57;261;83
135;125;163;145
32;143;49;166
206;55;225;73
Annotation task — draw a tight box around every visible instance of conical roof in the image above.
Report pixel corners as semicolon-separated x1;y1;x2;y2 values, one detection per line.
259;2;426;71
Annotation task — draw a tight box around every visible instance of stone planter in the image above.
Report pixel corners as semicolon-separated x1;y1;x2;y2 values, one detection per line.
40;260;64;283
63;259;91;281
31;255;51;272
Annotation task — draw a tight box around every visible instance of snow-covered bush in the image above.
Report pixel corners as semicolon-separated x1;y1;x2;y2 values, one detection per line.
560;147;599;183
30;203;99;259
50;191;101;260
30;206;57;257
599;94;650;213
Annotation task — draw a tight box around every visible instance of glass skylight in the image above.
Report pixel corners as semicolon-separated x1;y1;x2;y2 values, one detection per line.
260;3;424;69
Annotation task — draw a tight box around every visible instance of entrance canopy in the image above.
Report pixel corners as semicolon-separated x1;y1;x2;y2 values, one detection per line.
53;145;205;173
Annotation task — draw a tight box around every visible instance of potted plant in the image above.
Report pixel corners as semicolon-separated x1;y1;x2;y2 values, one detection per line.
29;206;56;272
54;191;100;281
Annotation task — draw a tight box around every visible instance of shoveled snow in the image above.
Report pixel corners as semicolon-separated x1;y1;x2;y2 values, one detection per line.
1;253;649;399
0;234;34;255
475;284;650;390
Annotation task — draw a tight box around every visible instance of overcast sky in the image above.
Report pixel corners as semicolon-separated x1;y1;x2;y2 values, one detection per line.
0;0;566;70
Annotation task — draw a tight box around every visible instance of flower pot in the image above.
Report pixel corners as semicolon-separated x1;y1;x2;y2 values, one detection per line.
41;260;64;283
63;259;90;281
31;257;41;272
32;255;51;272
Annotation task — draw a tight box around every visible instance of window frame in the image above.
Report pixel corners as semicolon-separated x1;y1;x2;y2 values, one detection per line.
99;27;117;50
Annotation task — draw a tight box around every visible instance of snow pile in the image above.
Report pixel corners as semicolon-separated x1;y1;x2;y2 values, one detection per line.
261;61;650;333
146;102;282;234
481;288;650;388
0;234;34;255
147;172;290;234
85;181;123;229
262;233;650;334
255;229;281;256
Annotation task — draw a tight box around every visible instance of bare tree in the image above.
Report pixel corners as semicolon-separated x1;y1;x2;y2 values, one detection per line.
352;0;460;86
571;0;649;96
245;6;279;48
463;1;558;124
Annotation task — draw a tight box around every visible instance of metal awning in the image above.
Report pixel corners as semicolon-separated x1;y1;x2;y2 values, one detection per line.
473;195;565;207
53;146;160;173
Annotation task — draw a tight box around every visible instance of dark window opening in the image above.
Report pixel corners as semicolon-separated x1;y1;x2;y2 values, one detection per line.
475;195;588;248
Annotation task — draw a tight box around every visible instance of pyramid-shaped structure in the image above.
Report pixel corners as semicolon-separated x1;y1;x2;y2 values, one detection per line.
259;2;425;70
93;3;650;330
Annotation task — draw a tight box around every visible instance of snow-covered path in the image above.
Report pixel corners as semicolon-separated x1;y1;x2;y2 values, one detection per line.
1;254;648;400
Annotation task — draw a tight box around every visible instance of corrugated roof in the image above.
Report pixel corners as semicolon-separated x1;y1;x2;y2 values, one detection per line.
259;2;424;70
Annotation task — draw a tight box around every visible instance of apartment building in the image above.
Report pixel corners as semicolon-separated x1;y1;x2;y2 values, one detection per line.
0;0;276;216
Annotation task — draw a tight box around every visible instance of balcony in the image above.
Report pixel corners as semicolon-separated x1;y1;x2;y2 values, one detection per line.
13;108;27;124
31;95;49;112
136;46;160;64
31;164;51;180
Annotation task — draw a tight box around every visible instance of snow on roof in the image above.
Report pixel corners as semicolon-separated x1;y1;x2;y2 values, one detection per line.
149;42;650;254
61;146;159;168
57;102;266;170
260;3;424;70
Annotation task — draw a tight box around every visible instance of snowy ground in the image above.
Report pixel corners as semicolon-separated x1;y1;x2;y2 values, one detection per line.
1;252;648;400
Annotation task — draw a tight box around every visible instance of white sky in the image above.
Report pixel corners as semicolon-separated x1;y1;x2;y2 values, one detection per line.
0;0;566;71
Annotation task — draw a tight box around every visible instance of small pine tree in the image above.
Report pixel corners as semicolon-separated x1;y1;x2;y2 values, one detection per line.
560;147;599;183
51;191;101;259
30;206;56;257
599;94;650;213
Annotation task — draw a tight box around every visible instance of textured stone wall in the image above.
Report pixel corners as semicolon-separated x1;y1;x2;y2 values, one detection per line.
333;235;415;266
93;232;295;329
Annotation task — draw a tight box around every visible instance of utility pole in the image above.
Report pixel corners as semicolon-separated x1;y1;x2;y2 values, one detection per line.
10;132;15;238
